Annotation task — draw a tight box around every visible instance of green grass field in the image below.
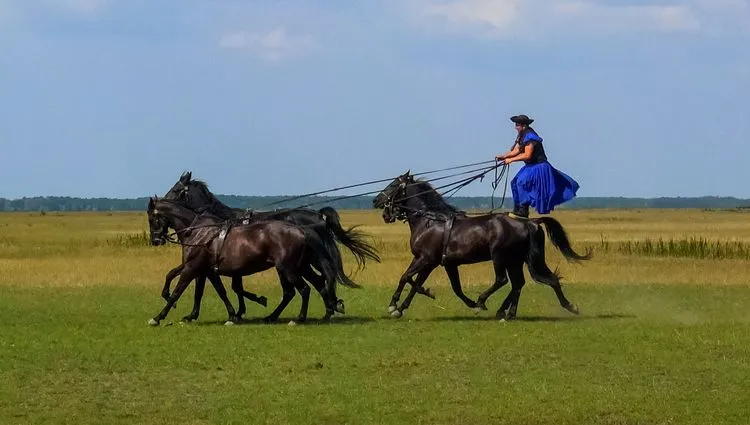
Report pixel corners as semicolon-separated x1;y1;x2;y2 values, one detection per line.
1;209;750;424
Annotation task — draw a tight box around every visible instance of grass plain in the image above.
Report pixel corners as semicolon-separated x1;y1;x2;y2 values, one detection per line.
1;208;749;424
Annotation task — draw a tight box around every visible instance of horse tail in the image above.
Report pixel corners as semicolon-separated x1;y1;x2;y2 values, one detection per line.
307;220;362;289
318;206;382;270
532;217;593;262
524;221;562;287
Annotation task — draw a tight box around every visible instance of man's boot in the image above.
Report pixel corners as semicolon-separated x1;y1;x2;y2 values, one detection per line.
510;203;529;219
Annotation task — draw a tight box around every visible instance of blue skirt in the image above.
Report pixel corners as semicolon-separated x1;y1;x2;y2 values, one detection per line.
511;161;579;214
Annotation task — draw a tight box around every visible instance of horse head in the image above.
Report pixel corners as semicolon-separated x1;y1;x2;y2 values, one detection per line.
147;196;169;246
163;171;215;212
373;171;414;223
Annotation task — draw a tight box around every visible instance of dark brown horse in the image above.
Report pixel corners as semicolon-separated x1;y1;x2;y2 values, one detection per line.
372;171;591;320
146;197;341;326
160;172;380;319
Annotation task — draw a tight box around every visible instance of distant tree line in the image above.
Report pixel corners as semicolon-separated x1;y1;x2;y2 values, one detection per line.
1;195;749;212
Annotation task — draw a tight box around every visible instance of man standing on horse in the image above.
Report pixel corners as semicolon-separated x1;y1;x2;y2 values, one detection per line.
495;114;580;218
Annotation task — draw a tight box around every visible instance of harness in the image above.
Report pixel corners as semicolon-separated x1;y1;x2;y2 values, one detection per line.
383;183;463;266
161;215;251;273
440;215;456;265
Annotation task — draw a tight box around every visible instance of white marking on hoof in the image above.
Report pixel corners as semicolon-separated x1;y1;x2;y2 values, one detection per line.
497;318;506;323
473;307;483;315
148;318;159;326
288;320;298;327
387;305;397;313
224;321;235;326
390;309;402;318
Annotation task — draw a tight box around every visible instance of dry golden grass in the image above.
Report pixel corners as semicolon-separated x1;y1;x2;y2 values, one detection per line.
1;209;750;289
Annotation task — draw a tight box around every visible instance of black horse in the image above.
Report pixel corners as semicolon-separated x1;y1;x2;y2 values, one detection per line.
372;171;591;320
147;197;340;325
160;171;381;319
164;171;380;271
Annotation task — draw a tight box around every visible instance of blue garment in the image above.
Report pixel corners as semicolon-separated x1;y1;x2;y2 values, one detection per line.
517;128;547;164
520;129;542;144
510;131;579;214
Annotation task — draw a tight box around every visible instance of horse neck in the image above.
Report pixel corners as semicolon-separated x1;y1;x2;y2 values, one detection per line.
403;184;453;214
203;192;236;219
160;202;198;236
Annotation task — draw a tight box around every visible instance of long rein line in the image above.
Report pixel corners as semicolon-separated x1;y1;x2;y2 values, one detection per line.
255;159;498;209
272;163;501;210
391;163;509;221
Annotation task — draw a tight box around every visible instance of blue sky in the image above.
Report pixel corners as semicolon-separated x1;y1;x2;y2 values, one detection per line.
1;0;748;199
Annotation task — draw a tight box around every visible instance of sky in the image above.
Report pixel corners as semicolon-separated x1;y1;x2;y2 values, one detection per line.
1;0;749;199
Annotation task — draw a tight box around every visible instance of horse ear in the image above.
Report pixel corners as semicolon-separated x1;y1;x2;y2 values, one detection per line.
148;197;155;210
180;171;191;183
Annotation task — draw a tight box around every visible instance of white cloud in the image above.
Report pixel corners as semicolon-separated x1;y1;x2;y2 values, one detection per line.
411;0;749;38
219;28;319;62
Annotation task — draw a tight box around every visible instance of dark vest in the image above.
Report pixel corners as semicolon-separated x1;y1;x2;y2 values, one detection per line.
516;127;547;165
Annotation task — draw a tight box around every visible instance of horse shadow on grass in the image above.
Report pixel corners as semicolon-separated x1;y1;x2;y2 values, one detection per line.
427;313;635;323
179;315;376;327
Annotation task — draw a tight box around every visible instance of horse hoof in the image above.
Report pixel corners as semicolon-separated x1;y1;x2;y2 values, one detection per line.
288;320;298;327
387;305;397;313
148;318;159;326
335;300;346;314
473;307;483;315
567;304;580;315
390;309;403;318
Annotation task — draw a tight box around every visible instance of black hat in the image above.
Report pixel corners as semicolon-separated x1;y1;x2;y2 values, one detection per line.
510;114;534;125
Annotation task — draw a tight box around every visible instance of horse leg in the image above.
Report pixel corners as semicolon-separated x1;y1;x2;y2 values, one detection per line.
290;274;310;324
230;276;268;318
548;277;580;315
443;264;477;309
476;258;510;311
308;266;342;313
393;264;437;317
230;276;248;318
182;275;206;322
301;265;337;320
389;256;426;313
496;263;525;321
263;270;297;323
205;272;239;325
149;263;200;326
161;264;183;301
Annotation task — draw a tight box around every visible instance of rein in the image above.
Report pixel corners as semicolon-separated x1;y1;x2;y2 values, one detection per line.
257;159;499;209
384;163;509;223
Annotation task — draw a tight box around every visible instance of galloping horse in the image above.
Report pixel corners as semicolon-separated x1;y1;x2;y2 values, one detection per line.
147;197;341;325
372;171;591;320
160;171;381;319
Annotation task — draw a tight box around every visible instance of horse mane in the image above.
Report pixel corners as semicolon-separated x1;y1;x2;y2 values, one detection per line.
408;179;461;215
188;179;237;216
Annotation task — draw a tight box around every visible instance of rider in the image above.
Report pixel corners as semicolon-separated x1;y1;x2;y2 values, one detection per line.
495;114;580;218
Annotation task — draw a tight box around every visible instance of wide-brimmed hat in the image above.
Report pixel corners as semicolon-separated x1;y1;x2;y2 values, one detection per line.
510;114;534;125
